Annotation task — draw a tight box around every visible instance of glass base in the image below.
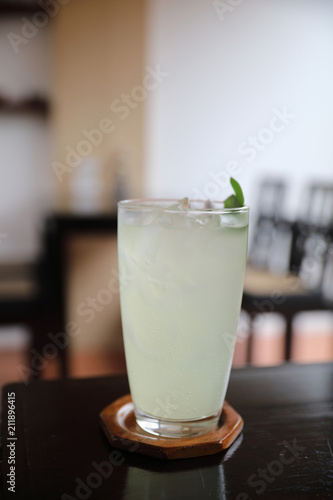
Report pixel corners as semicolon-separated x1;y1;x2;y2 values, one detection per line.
135;409;221;438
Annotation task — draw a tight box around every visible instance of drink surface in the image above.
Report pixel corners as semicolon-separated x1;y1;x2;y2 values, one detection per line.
118;208;248;421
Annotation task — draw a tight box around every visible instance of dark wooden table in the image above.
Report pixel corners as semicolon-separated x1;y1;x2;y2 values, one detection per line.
1;363;333;499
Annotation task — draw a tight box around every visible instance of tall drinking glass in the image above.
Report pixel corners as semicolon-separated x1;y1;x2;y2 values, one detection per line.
117;199;249;438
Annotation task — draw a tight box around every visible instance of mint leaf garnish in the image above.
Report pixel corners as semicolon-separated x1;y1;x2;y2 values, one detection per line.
223;178;244;208
230;177;244;206
223;194;241;208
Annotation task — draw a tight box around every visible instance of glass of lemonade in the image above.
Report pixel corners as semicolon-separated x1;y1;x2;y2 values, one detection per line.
117;199;249;438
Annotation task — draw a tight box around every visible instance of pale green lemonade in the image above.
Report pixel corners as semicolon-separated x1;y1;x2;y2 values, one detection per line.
118;200;248;436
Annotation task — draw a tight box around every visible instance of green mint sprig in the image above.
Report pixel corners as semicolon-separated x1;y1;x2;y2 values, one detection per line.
223;177;244;208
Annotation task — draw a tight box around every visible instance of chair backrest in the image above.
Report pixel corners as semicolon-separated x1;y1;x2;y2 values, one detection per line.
301;183;333;228
256;178;286;219
249;178;290;271
290;183;333;293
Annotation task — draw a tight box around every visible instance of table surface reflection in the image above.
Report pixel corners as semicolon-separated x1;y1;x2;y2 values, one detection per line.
1;362;333;499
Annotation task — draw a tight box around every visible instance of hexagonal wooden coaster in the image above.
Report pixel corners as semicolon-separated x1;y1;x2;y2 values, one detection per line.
99;394;243;460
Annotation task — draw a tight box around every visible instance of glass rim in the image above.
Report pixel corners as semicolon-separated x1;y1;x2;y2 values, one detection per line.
118;198;249;214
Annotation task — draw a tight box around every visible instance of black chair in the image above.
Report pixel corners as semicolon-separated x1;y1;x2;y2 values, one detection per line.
243;181;333;361
249;179;291;272
290;183;333;284
0;221;66;380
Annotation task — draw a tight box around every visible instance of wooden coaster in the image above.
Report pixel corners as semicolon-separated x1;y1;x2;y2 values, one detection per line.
99;394;243;460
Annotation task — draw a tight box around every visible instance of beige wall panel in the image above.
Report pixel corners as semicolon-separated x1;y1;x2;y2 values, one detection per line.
52;0;146;205
67;236;123;352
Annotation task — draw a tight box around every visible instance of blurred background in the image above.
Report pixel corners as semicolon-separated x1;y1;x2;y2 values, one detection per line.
1;0;333;389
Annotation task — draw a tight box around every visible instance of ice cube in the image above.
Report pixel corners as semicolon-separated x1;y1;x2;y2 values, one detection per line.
179;197;190;209
159;197;193;228
166;197;190;211
194;213;221;228
221;211;248;228
203;200;215;209
119;207;160;226
193;201;221;228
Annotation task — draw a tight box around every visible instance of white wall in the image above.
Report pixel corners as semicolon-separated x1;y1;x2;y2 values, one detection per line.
144;0;333;221
0;18;53;262
0;114;51;261
0;17;50;100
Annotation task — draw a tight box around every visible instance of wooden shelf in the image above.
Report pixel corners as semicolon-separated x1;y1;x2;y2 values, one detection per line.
0;1;40;15
0;97;49;117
